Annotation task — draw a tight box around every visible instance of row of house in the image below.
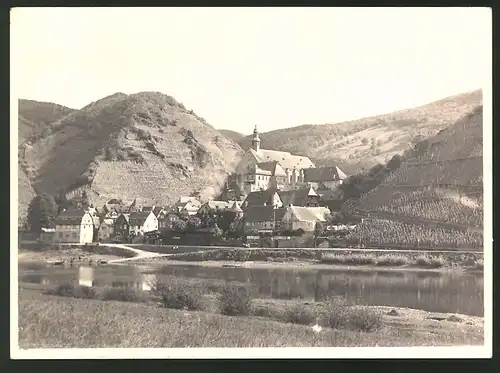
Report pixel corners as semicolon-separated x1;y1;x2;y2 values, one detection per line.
49;186;334;245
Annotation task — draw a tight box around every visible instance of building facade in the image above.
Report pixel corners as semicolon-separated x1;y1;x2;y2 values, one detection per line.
53;210;94;244
128;211;159;236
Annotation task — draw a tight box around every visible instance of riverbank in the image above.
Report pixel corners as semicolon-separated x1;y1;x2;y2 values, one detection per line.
17;245;133;265
136;248;484;273
18;284;483;348
17;243;483;273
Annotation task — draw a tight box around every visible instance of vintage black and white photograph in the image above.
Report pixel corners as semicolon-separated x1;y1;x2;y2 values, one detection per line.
11;7;491;358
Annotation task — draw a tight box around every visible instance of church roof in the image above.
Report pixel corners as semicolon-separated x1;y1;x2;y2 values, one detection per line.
256;161;287;177
250;148;315;170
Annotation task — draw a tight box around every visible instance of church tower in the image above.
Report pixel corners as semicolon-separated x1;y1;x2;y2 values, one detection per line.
252;125;261;152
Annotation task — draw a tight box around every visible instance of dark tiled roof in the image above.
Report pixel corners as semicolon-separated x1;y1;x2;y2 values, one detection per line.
244;206;286;223
129;211;152;225
243;190;275;208
55;210;88;225
278;187;318;207
303;166;347;182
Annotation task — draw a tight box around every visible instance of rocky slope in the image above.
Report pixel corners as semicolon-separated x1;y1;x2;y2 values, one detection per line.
235;90;482;172
18;92;243;222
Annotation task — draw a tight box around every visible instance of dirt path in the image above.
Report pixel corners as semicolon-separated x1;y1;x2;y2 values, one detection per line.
56;243;171;264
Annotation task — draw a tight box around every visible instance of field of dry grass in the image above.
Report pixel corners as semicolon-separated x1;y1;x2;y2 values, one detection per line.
18;281;483;348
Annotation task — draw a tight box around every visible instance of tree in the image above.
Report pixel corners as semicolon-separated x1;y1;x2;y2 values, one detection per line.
386;154;403;171
55;189;69;214
172;219;187;232
313;221;324;247
27;193;59;233
81;190;90;209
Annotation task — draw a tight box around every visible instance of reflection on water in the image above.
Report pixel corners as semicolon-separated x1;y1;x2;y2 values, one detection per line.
19;263;484;316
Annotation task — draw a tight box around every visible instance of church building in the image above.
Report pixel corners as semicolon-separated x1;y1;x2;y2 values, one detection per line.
229;125;316;194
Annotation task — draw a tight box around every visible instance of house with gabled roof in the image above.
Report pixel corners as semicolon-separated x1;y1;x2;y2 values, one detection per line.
241;189;283;210
197;200;231;216
281;206;330;232
242;205;287;235
53;210;94;243
173;197;201;216
114;213;130;240
129;197;157;213
303;166;347;189
128;211;158;236
277;186;320;208
231;126;316;194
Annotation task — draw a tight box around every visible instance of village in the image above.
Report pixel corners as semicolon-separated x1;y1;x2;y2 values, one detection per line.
39;126;353;248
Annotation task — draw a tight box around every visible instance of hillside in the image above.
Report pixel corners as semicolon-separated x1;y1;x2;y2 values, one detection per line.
219;129;246;144
238;90;482;170
18;100;77;226
18;92;243;220
18;99;77;144
340;105;484;249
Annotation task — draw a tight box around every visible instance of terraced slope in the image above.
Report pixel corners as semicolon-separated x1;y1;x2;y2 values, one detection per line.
18;92;244;218
342;106;484;249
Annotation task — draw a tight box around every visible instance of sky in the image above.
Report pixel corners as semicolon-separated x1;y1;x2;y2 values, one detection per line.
11;7;491;134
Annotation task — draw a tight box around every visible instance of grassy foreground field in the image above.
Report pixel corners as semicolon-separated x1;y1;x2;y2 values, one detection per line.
18;282;483;348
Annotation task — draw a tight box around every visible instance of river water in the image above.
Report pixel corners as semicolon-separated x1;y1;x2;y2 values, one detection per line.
18;262;484;317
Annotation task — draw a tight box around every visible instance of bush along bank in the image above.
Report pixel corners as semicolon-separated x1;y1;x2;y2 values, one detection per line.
165;248;483;271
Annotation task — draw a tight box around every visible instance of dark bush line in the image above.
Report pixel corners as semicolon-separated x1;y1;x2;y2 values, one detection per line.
42;280;383;333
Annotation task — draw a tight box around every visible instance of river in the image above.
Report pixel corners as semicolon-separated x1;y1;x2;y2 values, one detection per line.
18;262;484;317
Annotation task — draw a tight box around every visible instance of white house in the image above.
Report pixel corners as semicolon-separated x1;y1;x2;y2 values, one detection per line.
281;206;330;232
128;211;159;236
53;210;94;244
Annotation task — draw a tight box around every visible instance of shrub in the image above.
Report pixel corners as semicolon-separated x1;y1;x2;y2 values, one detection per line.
43;283;96;299
97;287;145;303
375;254;408;267
284;303;317;325
219;282;253;316
322;297;350;329
414;255;446;268
151;278;205;311
347;306;383;332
